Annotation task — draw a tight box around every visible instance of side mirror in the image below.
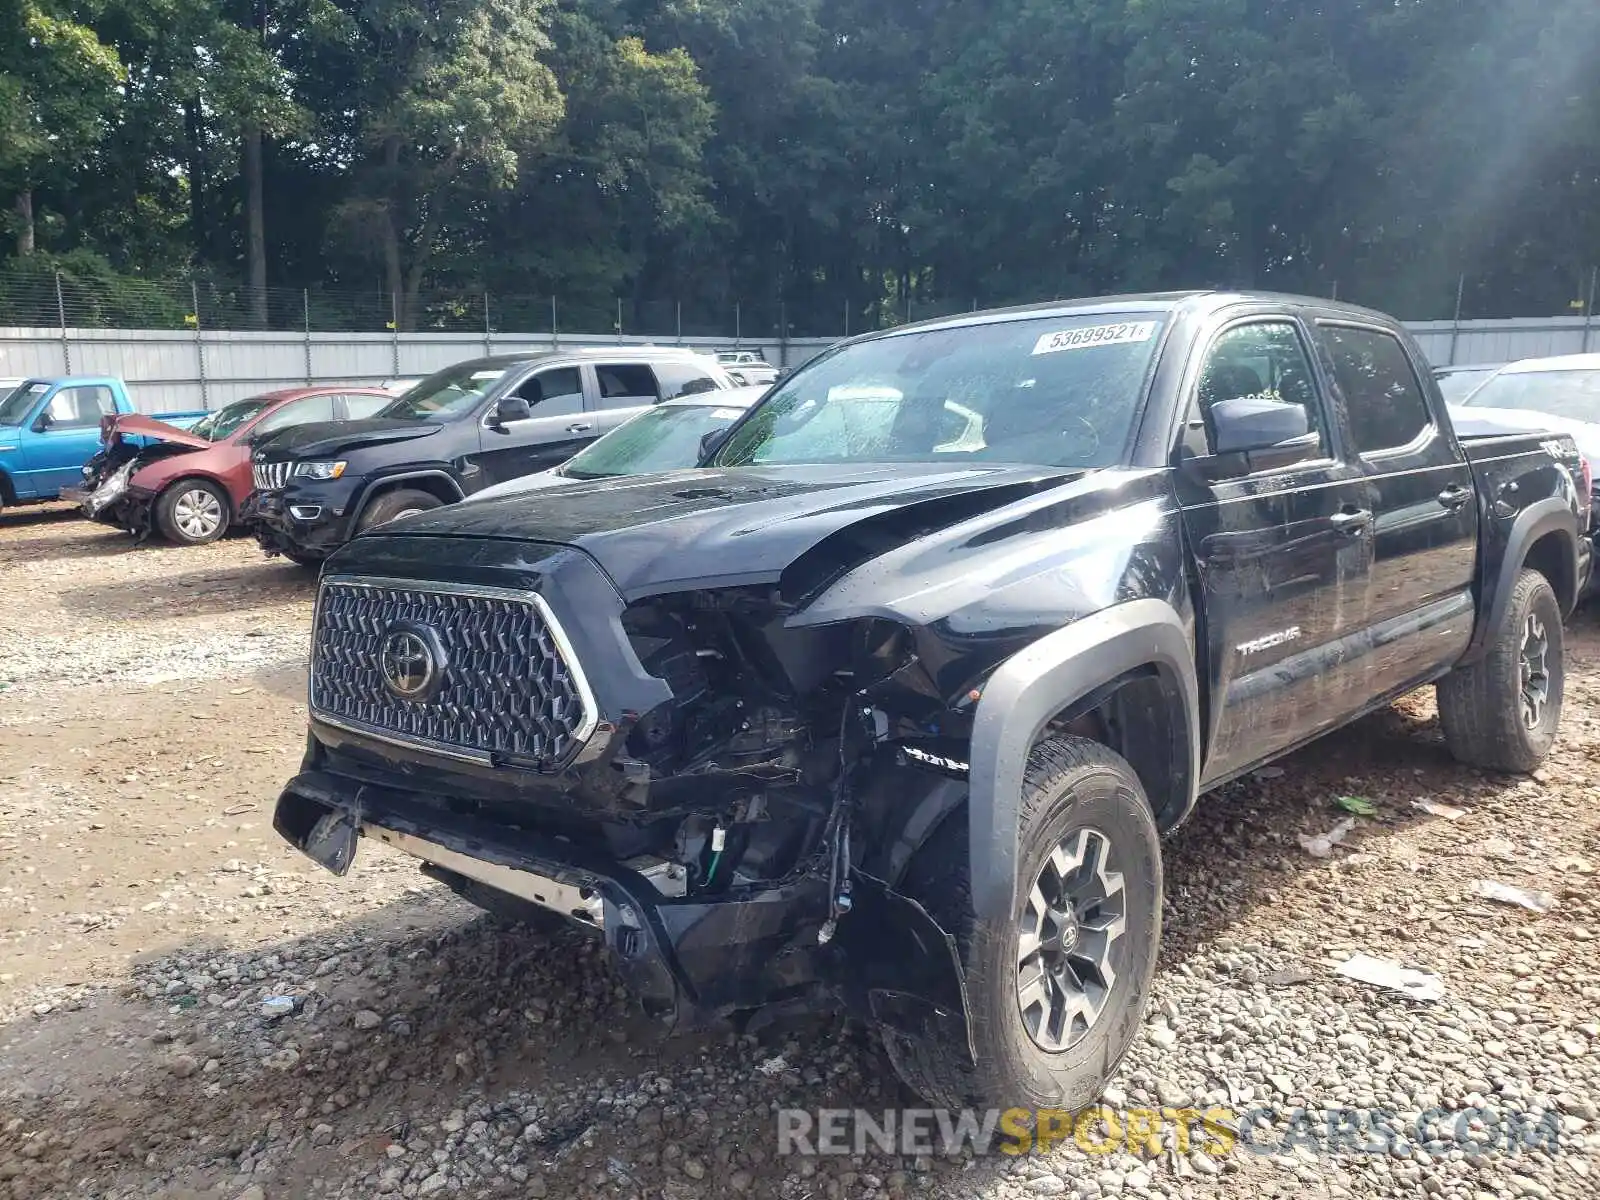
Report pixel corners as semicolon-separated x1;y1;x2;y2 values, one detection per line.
698;427;732;462
32;410;53;433
491;395;532;426
1190;397;1319;479
1211;396;1308;452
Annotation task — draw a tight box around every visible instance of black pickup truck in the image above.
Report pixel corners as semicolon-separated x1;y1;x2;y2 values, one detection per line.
271;292;1589;1109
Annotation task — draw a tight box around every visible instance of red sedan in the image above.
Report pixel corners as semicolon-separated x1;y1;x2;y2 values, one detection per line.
67;387;394;545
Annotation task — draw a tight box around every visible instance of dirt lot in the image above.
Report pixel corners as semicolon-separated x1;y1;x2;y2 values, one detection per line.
2;506;1598;1200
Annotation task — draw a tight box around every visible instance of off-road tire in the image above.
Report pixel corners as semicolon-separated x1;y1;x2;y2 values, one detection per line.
355;487;442;533
1437;568;1563;773
882;736;1162;1109
155;478;230;545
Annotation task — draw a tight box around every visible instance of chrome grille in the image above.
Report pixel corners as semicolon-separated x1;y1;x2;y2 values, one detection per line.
310;577;596;767
253;461;291;491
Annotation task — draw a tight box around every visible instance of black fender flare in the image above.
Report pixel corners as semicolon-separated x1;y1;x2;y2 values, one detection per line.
352;470;466;518
966;598;1199;923
1461;497;1579;665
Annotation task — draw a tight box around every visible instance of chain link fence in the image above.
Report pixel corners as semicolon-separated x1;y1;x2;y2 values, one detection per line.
0;271;857;341
7;266;1600;341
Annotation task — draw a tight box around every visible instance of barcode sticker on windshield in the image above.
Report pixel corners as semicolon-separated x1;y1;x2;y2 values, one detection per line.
1031;321;1158;356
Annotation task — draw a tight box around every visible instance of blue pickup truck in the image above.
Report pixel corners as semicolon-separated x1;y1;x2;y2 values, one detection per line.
0;377;206;509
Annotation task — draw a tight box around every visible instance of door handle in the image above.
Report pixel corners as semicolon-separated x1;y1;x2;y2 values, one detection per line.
1437;485;1470;510
566;422;594;433
1329;507;1371;534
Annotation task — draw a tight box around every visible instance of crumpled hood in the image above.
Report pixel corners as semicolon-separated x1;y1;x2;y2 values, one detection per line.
381;462;1083;597
103;413;212;450
255;418;439;459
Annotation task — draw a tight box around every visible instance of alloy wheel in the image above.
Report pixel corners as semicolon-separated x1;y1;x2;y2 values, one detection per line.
173;488;224;540
1016;826;1127;1053
1520;613;1550;729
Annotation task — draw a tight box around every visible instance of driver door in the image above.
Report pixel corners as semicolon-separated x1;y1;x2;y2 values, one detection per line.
1175;316;1373;783
470;366;598;488
21;384;117;495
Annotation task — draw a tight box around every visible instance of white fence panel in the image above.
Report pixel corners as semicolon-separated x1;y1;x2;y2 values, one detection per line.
0;332;68;378
54;315;1600;406
1407;317;1600;366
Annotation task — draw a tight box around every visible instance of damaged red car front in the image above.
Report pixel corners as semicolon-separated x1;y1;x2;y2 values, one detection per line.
69;388;392;546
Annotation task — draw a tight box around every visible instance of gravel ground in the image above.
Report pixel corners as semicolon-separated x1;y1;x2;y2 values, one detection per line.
1;508;1598;1200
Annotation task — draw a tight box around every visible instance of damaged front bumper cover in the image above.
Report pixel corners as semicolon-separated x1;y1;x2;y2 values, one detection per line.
64;458;135;515
273;769;973;1053
64;470;157;536
241;489;351;560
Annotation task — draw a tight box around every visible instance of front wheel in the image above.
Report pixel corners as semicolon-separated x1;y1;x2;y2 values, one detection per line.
356;487;442;533
156;479;230;545
883;736;1162;1109
1438;568;1564;772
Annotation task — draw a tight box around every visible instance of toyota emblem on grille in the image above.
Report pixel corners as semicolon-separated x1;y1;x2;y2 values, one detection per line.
379;626;445;702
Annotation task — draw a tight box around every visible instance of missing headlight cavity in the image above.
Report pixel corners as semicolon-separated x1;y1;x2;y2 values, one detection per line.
596;587;960;902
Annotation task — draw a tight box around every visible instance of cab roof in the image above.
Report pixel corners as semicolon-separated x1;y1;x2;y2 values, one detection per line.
849;289;1400;344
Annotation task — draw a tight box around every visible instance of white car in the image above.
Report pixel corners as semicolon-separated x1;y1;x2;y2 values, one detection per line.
1449;353;1600;476
714;351;780;387
467;386;770;501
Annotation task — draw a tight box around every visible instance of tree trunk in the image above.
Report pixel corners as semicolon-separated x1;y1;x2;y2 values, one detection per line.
14;188;34;256
243;127;267;327
381;134;407;329
184;98;207;262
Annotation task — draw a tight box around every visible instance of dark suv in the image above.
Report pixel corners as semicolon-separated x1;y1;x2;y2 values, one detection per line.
241;349;735;565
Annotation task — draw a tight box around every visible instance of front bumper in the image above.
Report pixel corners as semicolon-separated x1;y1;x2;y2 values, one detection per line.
242;486;360;559
273;766;971;1044
64;482;158;534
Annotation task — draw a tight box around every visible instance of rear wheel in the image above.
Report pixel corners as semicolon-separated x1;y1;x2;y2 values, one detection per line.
1438;568;1564;772
356;487;442;533
155;479;229;545
883;736;1162;1109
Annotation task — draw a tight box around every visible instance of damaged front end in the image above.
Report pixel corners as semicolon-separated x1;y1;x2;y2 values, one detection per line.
67;437;196;538
274;540;980;1051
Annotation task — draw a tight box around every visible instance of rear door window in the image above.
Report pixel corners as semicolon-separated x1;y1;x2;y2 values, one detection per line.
595;363;660;410
1323;325;1434;455
653;362;724;400
252;394;338;437
341;393;393;419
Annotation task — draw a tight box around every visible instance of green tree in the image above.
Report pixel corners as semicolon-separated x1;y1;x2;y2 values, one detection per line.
0;0;122;255
296;0;564;327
